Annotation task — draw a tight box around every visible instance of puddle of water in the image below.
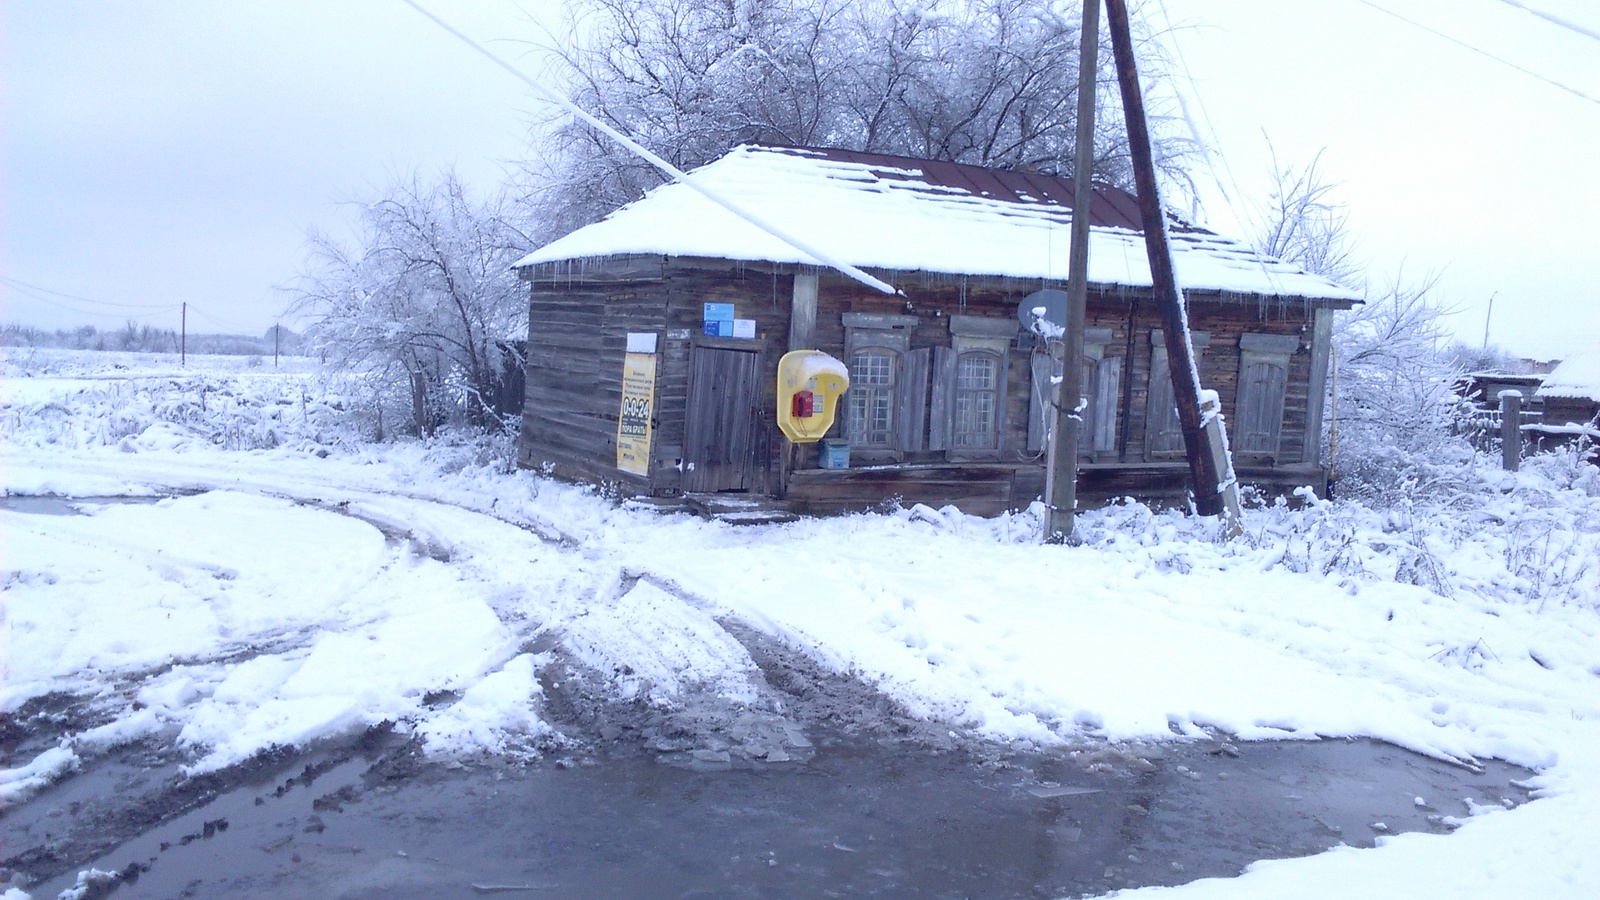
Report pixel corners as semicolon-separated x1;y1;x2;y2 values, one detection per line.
20;735;1531;900
1;496;88;516
0;495;166;516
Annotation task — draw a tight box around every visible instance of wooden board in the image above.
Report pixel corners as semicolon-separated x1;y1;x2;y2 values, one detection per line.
683;345;763;493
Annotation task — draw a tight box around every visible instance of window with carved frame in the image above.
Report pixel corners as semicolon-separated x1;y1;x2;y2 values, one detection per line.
932;315;1014;460
952;351;1001;450
841;313;920;459
848;347;898;448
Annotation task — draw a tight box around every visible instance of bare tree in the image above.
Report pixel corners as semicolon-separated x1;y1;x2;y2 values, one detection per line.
294;172;532;435
526;0;1192;235
1256;143;1359;286
1251;147;1480;501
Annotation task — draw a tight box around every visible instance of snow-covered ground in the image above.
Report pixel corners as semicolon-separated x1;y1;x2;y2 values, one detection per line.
3;348;1598;898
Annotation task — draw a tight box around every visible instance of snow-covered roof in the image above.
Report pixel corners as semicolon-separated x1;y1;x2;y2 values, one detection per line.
517;145;1361;302
1536;351;1600;403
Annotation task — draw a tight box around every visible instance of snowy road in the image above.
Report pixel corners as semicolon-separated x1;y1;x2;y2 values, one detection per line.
3;352;1599;897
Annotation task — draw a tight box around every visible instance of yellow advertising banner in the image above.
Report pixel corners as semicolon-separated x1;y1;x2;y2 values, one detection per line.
616;351;657;476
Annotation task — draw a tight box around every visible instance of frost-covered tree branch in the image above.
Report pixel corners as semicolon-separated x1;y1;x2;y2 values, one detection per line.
1251;147;1479;503
292;172;532;436
1329;274;1478;503
1256;143;1359;286
525;0;1193;236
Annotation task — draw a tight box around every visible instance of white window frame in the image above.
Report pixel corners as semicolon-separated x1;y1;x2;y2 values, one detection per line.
847;346;900;449
952;349;1003;451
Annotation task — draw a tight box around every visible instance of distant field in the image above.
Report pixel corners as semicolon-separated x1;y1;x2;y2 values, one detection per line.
1;347;321;405
1;346;320;377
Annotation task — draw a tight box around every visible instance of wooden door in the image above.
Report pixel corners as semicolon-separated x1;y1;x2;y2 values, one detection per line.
683;345;763;493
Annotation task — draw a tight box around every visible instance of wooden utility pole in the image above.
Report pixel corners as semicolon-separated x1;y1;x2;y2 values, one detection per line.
1044;0;1102;541
181;302;187;367
1104;0;1231;518
1499;390;1522;471
274;323;280;369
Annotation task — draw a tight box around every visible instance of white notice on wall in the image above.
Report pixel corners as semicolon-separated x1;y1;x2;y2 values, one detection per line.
732;319;756;339
626;332;658;354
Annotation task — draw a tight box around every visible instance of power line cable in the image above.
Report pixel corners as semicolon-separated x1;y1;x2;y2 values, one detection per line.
1349;0;1600;108
396;0;898;295
1490;0;1600;45
0;274;183;310
0;275;265;331
185;305;258;333
2;281;183;322
1149;1;1294;293
1149;3;1259;228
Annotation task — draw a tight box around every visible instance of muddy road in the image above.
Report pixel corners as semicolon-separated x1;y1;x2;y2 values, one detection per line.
1;492;1539;897
3;643;1533;900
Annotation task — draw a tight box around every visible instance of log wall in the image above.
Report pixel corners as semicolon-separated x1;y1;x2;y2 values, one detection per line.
518;258;1341;510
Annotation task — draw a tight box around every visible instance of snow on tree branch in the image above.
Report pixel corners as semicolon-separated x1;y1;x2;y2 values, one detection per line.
292;172;532;437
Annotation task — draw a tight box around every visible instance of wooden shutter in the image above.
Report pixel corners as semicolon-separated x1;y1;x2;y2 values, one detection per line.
1145;356;1181;454
927;346;956;451
898;347;931;452
1092;356;1123;454
1236;359;1287;455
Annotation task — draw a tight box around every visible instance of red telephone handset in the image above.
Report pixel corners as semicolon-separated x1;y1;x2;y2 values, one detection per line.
791;390;815;418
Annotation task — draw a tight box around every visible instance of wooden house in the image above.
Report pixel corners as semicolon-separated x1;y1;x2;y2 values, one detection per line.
1533;352;1600;457
513;146;1360;515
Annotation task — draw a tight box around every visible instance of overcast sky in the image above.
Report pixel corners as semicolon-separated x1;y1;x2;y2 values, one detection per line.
4;0;1597;360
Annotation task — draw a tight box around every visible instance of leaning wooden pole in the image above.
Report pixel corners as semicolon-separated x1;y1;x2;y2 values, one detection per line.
1044;0;1102;541
1104;0;1225;517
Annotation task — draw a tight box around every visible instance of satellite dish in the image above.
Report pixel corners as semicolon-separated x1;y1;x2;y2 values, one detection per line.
1018;289;1068;330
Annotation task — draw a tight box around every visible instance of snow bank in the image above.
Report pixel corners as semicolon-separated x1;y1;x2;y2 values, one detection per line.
418;654;555;757
2;491;390;708
175;556;518;773
2;485;564;782
0;744;78;805
560;579;765;707
1109;789;1597;899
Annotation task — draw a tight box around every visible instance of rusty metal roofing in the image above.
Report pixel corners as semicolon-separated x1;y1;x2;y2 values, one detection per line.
773;145;1149;232
518;144;1361;303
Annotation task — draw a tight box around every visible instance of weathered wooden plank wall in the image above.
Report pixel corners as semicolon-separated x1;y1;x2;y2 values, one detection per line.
520;290;611;476
517;258;1338;510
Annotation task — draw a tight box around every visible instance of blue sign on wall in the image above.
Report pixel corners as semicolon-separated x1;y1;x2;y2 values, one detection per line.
703;303;737;337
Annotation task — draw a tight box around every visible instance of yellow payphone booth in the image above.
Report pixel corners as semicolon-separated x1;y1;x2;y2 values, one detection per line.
776;350;849;443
